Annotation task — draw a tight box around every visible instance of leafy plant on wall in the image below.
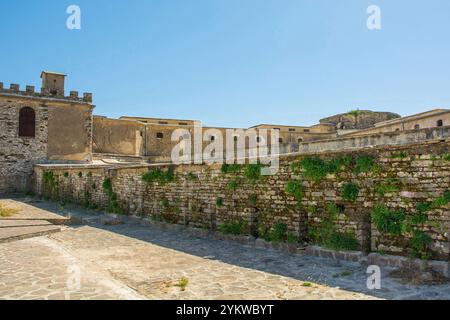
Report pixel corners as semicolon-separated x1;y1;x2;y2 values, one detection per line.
371;192;450;260
341;182;360;202
308;203;359;251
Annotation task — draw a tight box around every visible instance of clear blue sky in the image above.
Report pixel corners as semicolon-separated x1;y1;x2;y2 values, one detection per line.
1;0;449;128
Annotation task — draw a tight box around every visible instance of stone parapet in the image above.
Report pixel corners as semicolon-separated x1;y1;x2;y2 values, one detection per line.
0;83;93;104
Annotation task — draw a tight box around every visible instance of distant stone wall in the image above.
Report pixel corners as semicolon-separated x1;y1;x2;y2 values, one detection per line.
34;140;450;260
300;126;450;154
343;112;450;137
320;110;400;130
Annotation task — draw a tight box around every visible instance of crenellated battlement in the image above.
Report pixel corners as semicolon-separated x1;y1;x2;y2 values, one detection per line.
0;81;93;104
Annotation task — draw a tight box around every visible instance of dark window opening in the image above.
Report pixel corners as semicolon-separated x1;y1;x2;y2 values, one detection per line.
19;107;35;138
279;138;283;143
303;129;310;133
414;124;420;130
156;132;164;139
256;136;261;143
158;121;168;125
437;120;444;127
336;204;345;214
179;122;188;126
289;128;296;132
298;138;303;143
233;136;239;142
210;136;215;141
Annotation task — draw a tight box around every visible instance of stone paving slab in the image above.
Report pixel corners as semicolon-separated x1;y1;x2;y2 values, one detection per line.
0;219;54;228
0;237;144;300
0;199;69;224
0;222;61;244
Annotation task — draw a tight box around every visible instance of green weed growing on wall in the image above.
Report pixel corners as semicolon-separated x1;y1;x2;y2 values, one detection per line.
221;164;243;175
371;204;405;236
244;163;264;183
226;178;240;191
375;178;400;197
354;155;376;174
218;220;248;235
43;171;59;200
187;172;198;181
308;203;359;251
291;156;353;182
102;178;121;214
410;230;433;260
287;233;299;244
341;182;359;202
292;157;329;182
260;223;288;242
391;151;408;159
430;191;450;209
285;179;303;202
142;168;175;185
371;198;446;260
216;198;224;207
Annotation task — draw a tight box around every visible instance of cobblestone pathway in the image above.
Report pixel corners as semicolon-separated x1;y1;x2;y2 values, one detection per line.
1;200;450;300
0;236;143;300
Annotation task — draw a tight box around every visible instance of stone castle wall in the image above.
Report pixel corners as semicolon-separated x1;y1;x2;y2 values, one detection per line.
33;140;450;261
0;100;48;193
0;86;94;193
299;125;450;154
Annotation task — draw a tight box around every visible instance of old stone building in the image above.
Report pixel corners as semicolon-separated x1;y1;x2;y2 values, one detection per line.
0;72;94;193
340;109;450;137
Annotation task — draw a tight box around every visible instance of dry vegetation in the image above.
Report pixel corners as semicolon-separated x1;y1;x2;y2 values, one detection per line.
0;203;19;217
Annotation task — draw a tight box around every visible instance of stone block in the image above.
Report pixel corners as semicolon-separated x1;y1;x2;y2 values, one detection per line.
26;85;35;94
83;92;93;103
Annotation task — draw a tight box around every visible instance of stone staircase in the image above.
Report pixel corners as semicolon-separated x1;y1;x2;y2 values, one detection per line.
0;198;69;243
